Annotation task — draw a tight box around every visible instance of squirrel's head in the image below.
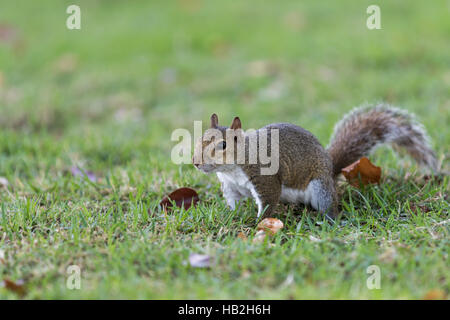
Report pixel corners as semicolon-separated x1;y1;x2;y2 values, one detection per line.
192;113;244;174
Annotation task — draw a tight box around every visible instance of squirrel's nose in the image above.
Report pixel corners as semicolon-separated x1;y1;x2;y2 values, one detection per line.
192;156;199;167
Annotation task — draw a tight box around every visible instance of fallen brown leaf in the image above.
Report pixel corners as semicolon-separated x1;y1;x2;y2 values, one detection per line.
1;279;26;296
309;235;321;242
237;232;248;241
160;187;199;212
0;24;25;54
253;218;284;243
257;218;284;235
423;289;446;300
0;249;5;265
246;60;278;78
283;12;305;32
70;166;96;182
188;253;213;268
378;247;397;263
252;230;267;243
341;157;381;187
0;24;19;44
0;177;8;188
54;53;78;74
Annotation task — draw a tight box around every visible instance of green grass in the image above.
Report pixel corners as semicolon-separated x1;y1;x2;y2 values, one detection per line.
0;0;448;299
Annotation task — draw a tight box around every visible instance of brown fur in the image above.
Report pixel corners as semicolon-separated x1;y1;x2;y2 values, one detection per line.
194;104;437;220
327;103;438;176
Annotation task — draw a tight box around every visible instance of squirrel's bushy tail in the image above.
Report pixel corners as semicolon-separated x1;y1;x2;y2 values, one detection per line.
326;103;438;177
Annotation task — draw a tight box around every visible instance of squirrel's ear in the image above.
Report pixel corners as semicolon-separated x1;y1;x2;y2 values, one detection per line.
230;117;241;130
210;114;219;128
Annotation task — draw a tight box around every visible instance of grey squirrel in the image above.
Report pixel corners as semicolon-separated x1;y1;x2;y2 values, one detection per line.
192;103;438;220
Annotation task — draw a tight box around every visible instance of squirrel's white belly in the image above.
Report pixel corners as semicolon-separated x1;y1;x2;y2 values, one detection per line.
216;167;264;216
216;168;254;197
216;167;321;216
280;183;317;207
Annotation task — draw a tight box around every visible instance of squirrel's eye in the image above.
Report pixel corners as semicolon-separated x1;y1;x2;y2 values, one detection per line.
217;141;226;150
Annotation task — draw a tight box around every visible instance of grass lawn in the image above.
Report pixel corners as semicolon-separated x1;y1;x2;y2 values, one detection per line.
0;0;448;299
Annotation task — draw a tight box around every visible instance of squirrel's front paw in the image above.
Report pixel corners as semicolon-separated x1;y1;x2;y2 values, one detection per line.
227;200;242;211
224;194;243;211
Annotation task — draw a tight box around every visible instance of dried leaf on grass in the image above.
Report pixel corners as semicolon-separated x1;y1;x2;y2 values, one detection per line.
0;24;25;54
188;254;213;268
252;230;267;243
308;235;321;242
1;279;26;296
70;166;97;182
253;218;284;243
423;289;447;300
54;53;78;74
237;232;248;240
0;177;9;188
378;247;397;263
341;157;381;187
0;249;5;264
257;218;284;235
160;187;199;212
0;24;19;44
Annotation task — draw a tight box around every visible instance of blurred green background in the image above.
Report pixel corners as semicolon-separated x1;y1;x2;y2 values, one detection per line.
0;0;448;299
1;0;449;159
